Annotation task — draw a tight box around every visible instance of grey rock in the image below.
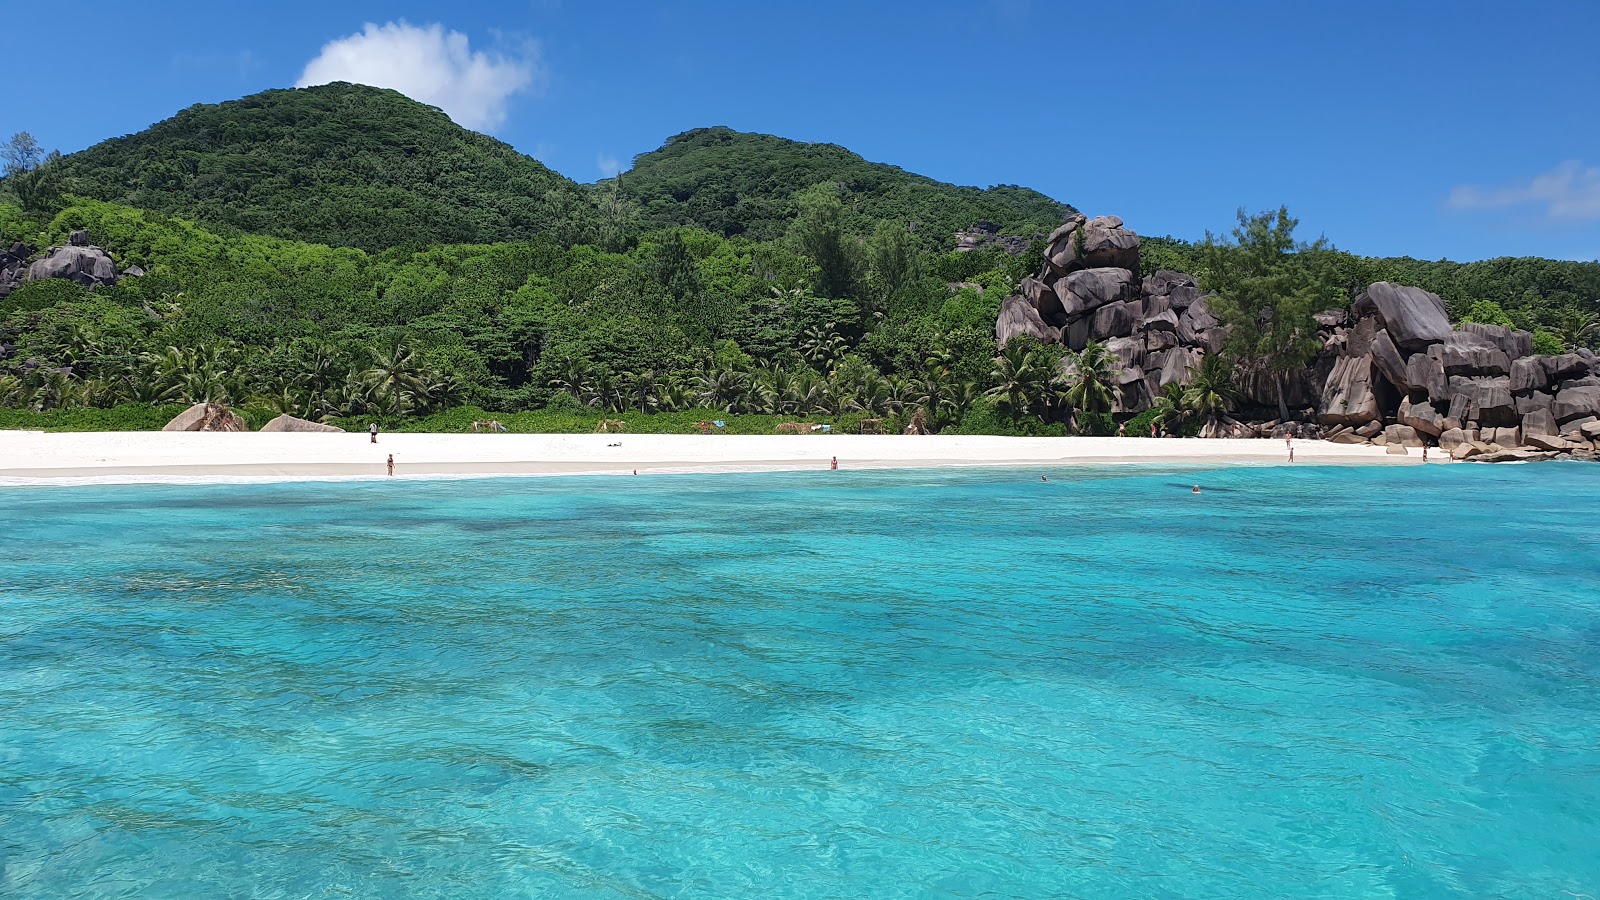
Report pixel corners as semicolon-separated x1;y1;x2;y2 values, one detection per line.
260;414;344;433
1523;433;1574;451
1521;407;1558;436
1371;330;1408;391
1542;354;1591;382
1355;420;1384;439
1352;283;1452;350
162;402;248;433
1385;423;1423;447
1166;284;1203;312
1515;391;1554;416
1045;215;1140;276
1318;354;1380;426
26;245;120;288
1313;308;1349;328
1021;277;1058;319
1449;376;1517;427
996;296;1059;348
1460;322;1533;360
1091;299;1139;341
1104;336;1146;372
1145;329;1180;352
1553;384;1600;423
1433;332;1512;376
1143;309;1180;333
1397;396;1444;437
1404;352;1449;401
1061;267;1137;317
1386;442;1410;455
1438;427;1469;451
1158;348;1202;387
1510;356;1548;394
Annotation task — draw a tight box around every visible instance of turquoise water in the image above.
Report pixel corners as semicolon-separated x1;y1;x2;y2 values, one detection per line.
2;464;1598;898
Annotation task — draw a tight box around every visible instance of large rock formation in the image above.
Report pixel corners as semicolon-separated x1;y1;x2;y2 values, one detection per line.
992;214;1600;460
162;403;248;432
25;231;121;289
260;414;344;433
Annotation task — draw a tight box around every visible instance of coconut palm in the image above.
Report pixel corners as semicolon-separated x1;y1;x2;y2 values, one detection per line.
1062;340;1120;416
363;338;427;417
547;357;592;403
696;367;749;412
1554;310;1598;350
1151;381;1189;434
986;341;1054;418
1183;353;1241;430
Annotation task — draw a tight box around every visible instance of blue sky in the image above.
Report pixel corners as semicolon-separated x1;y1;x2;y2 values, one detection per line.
7;0;1600;262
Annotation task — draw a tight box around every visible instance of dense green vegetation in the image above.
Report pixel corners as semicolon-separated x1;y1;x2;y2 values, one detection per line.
0;83;1596;435
33;84;598;252
618;126;1071;242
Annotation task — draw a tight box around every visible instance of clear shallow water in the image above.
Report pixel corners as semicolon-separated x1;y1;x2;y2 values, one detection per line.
2;464;1598;899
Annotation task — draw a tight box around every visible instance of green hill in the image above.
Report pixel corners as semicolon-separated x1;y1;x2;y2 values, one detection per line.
619;126;1072;243
48;83;595;252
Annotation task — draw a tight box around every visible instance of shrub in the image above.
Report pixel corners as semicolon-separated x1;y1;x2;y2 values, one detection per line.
1532;329;1564;355
1076;411;1115;436
2;278;89;317
952;397;1066;437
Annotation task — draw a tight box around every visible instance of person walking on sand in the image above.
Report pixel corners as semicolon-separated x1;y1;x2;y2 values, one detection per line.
1118;422;1126;437
1150;423;1157;438
369;422;379;444
387;454;394;476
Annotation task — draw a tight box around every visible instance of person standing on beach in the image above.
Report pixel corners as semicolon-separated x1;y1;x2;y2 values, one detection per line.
831;456;838;470
369;422;379;444
1150;423;1157;438
1286;432;1294;462
1118;422;1126;437
387;454;394;476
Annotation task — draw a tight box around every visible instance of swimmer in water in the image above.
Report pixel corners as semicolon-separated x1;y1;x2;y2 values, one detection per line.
1192;485;1201;494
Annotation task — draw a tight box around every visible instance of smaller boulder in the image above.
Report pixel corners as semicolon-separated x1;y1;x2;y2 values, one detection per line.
260;414;344;433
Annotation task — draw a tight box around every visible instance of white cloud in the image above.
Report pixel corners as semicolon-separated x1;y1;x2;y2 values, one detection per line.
596;154;621;178
1448;160;1600;222
297;21;538;132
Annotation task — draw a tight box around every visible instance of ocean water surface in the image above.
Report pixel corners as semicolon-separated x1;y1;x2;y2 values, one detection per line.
1;463;1598;898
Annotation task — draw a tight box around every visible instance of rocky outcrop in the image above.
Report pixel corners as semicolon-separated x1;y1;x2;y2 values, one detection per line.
1045;214;1140;277
260;414;344;433
1353;283;1452;350
162;403;248;432
990;214;1599;461
995;296;1058;348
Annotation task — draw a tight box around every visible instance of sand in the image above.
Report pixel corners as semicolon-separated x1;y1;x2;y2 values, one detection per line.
0;430;1433;484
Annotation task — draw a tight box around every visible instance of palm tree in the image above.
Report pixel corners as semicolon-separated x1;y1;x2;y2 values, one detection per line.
655;380;691;413
696;367;749;412
800;324;848;371
1554;310;1599;351
1183;353;1241;433
547;356;592;403
363;338;427;417
1062;340;1120;417
986;341;1053;418
1151;381;1189;434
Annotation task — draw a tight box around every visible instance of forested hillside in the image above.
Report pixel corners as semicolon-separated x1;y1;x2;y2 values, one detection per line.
0;84;1596;435
620;126;1071;242
40;84;599;252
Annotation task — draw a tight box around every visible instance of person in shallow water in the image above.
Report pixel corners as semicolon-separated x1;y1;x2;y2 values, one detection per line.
1192;485;1201;494
831;456;838;470
387;454;394;476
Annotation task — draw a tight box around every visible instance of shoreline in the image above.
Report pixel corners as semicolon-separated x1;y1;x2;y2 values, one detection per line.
0;431;1433;486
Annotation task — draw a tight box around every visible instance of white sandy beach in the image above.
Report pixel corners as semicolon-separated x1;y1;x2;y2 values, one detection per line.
0;430;1431;483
